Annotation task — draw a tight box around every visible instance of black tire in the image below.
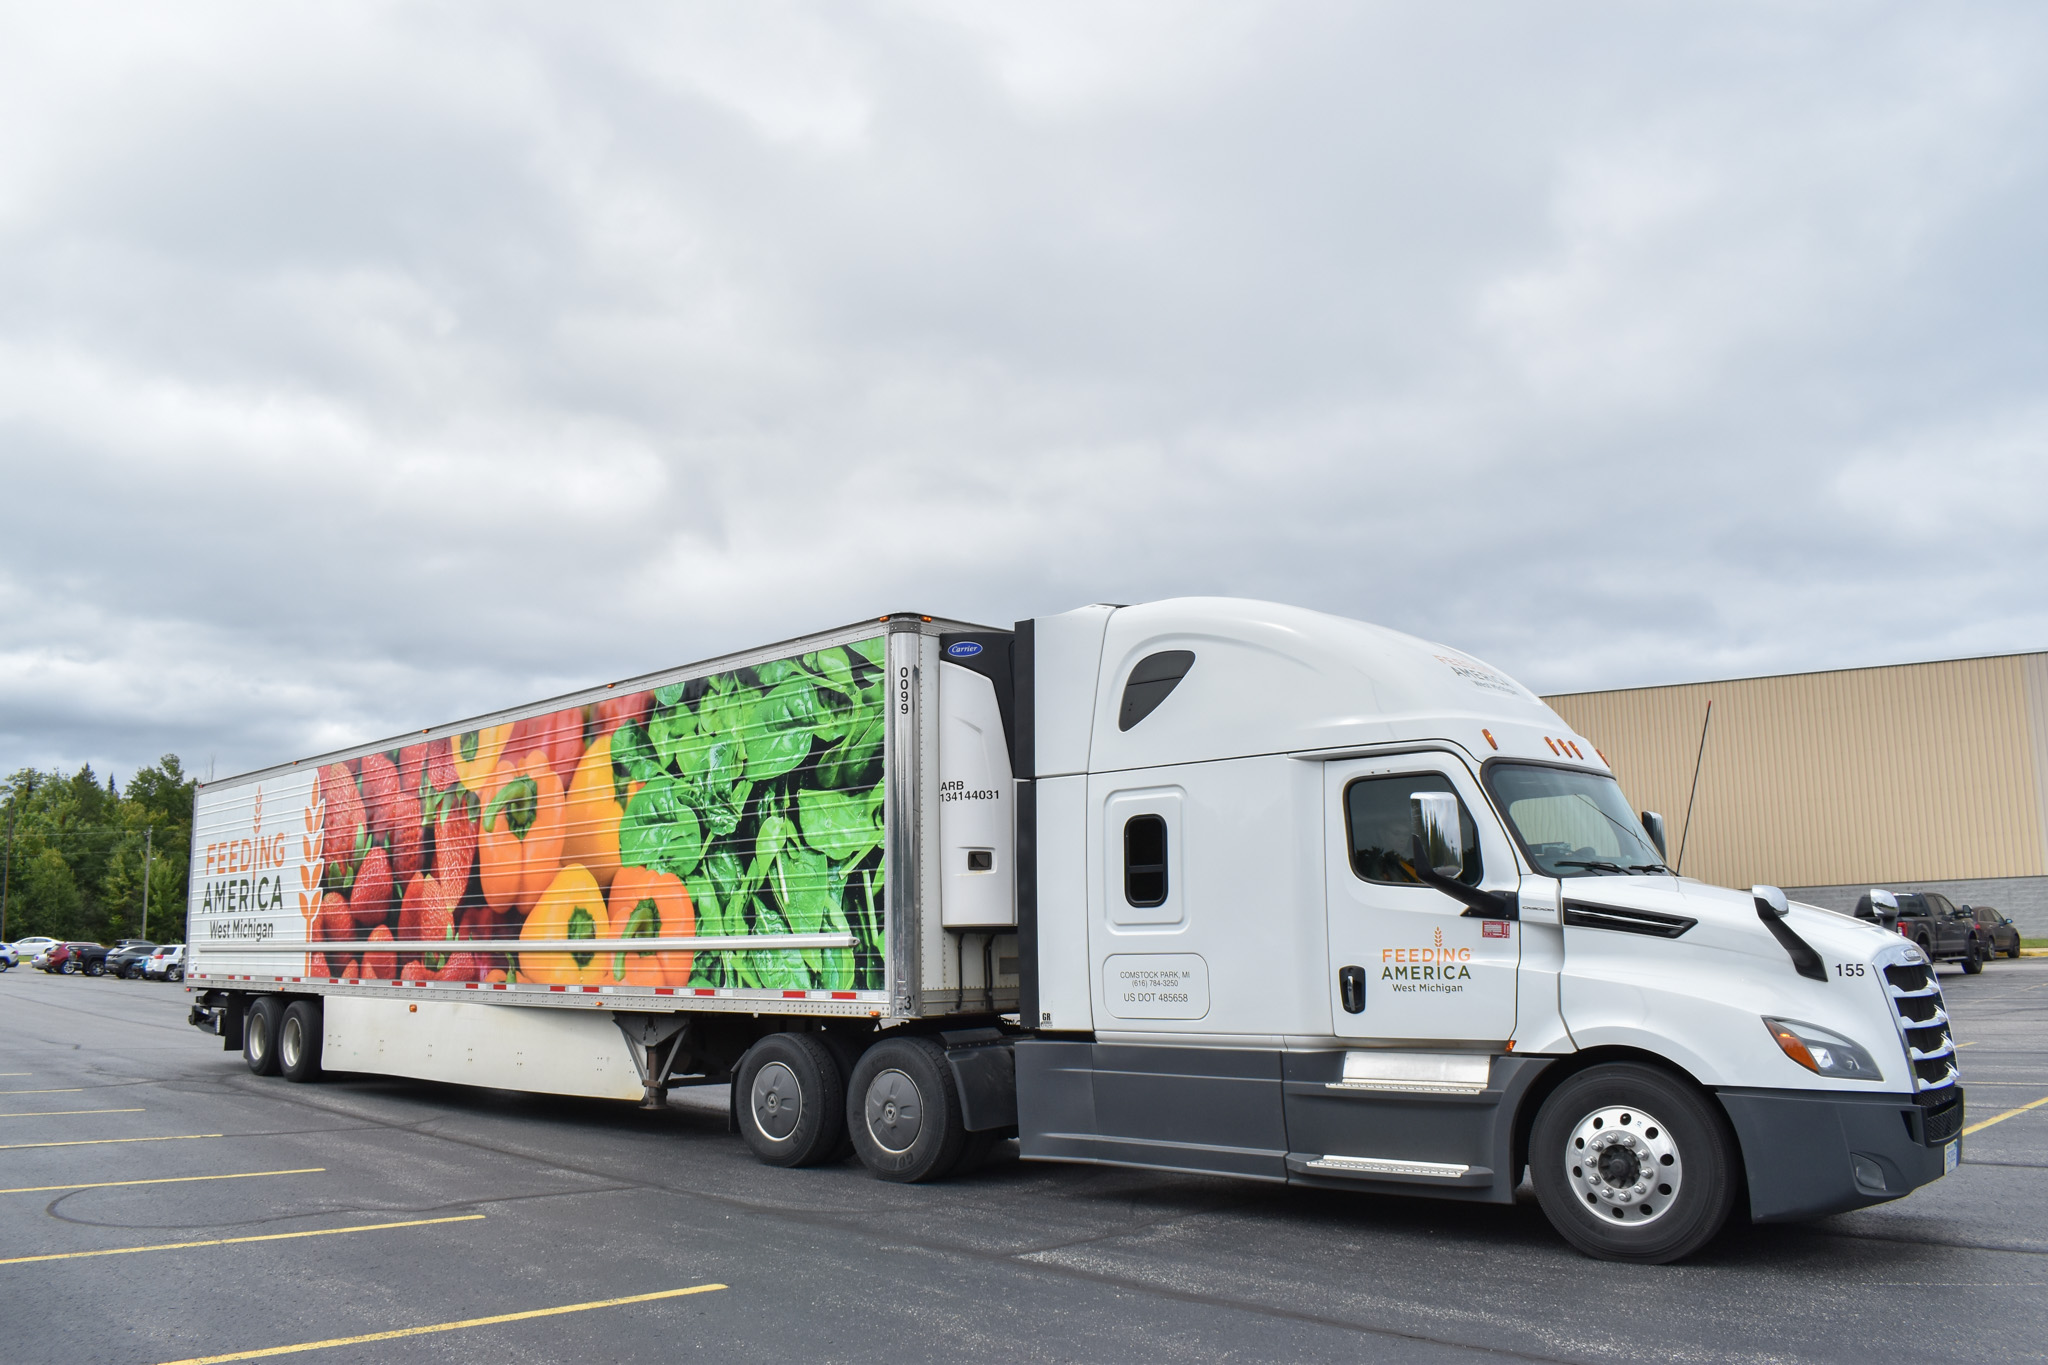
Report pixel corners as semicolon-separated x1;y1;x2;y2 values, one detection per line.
278;1000;323;1082
243;996;284;1077
735;1033;846;1167
1961;938;1985;975
2008;942;2023;960
85;960;103;977
847;1036;966;1183
169;966;184;982
1530;1062;1737;1264
61;959;79;975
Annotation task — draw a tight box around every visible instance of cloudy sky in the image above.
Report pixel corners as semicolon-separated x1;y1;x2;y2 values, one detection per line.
3;2;2045;783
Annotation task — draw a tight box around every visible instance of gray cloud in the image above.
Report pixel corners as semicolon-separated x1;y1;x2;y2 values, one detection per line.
3;2;2046;782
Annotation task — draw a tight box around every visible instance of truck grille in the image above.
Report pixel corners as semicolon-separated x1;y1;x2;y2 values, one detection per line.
1883;962;1957;1093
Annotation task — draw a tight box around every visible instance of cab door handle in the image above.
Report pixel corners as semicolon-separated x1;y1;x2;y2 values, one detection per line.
1338;965;1365;1014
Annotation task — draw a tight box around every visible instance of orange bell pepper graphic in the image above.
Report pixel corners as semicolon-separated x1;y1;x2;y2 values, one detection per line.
479;752;567;916
606;864;694;987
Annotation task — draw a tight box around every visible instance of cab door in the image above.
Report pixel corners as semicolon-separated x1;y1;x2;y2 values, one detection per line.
1323;755;1520;1042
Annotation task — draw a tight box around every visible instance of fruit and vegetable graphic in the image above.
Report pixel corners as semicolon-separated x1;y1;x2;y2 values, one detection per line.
304;637;888;992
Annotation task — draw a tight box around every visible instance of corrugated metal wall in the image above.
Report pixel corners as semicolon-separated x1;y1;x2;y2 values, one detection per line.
1544;653;2048;892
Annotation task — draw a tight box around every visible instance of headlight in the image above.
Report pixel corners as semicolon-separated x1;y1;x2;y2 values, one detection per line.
1764;1017;1885;1082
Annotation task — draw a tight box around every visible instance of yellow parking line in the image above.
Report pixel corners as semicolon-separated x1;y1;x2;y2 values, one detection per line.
0;1088;84;1095
0;1134;221;1151
0;1168;325;1195
159;1283;728;1365
1963;1095;2048;1137
0;1073;30;1077
0;1214;483;1266
0;1109;146;1118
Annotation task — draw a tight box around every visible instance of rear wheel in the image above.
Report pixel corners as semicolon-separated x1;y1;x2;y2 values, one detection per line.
735;1033;846;1167
848;1037;966;1183
61;959;79;975
278;1000;323;1083
169;965;184;982
243;996;284;1077
1530;1063;1736;1263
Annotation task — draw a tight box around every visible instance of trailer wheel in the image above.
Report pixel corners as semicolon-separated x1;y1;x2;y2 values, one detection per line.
1529;1062;1735;1264
278;1000;323;1083
735;1034;846;1167
848;1037;966;1183
243;996;284;1077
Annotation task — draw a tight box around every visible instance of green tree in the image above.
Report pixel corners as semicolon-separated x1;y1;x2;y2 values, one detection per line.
1;756;195;946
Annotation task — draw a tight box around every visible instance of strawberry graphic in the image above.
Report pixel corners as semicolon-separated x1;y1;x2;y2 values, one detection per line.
350;846;396;926
360;753;402;841
434;951;484;982
390;787;425;879
363;925;396;981
400;960;432;982
318;764;368;876
434;801;479;898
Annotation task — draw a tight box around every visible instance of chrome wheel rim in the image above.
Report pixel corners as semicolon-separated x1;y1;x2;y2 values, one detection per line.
750;1061;802;1141
280;1016;303;1071
248;1014;270;1063
864;1068;924;1154
1567;1105;1682;1226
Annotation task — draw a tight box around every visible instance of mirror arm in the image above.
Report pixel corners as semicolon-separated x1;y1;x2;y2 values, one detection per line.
1754;894;1827;982
1409;852;1518;920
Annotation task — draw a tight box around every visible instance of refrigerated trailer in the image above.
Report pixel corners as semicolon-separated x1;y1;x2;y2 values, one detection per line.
185;599;1964;1262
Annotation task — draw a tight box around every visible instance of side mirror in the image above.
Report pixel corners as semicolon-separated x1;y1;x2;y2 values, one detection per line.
1411;793;1465;878
1752;884;1790;918
1869;888;1900;929
1640;811;1667;861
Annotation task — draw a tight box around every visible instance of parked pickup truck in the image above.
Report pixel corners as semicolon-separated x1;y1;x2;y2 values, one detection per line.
1857;890;1987;974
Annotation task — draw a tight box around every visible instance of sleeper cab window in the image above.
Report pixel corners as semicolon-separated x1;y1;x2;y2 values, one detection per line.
1119;650;1195;731
1344;773;1481;887
1124;814;1168;907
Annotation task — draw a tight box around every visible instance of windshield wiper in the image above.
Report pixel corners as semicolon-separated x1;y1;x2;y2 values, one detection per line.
1556;859;1628;875
1630;863;1673;875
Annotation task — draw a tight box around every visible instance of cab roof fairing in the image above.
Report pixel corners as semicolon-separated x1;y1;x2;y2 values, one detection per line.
1077;597;1589;773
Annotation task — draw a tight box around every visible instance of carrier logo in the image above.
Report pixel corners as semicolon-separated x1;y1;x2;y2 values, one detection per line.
1382;926;1472;994
946;641;984;658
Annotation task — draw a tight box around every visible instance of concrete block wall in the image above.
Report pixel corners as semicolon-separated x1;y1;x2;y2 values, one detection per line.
1787;874;2048;940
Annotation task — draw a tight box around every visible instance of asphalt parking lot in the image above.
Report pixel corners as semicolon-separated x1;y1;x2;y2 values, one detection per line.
1;961;2043;1365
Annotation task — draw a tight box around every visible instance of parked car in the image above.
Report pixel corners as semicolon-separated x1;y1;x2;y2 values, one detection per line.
104;942;158;979
1858;889;1987;973
10;936;58;964
75;939;153;978
143;944;185;982
43;942;98;974
0;943;16;971
1968;904;2023;959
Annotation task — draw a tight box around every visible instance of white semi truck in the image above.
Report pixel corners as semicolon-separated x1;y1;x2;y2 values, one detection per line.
185;598;1963;1262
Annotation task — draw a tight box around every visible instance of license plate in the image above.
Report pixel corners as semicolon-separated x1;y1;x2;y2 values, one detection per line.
1944;1140;1960;1173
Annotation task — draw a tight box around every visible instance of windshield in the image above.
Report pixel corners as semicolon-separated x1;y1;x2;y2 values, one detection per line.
1485;762;1669;877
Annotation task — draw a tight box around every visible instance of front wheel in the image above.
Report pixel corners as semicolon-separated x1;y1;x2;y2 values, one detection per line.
2009;942;2023;960
1961;939;1985;975
1530;1063;1737;1264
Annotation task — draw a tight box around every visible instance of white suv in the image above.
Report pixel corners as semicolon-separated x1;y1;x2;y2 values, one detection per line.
143;944;185;982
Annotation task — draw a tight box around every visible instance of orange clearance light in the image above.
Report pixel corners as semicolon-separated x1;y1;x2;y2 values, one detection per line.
1543;737;1559;755
1594;747;1608;764
1481;729;1498;751
1767;1021;1818;1073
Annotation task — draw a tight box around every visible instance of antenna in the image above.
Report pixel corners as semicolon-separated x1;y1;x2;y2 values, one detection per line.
1675;699;1714;875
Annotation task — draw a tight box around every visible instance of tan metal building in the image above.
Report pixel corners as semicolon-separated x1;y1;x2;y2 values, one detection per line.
1543;651;2048;937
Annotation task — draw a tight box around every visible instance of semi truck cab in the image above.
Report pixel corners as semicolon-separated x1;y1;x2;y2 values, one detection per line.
1007;599;1963;1262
